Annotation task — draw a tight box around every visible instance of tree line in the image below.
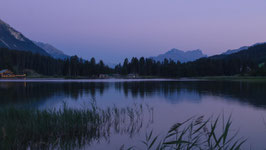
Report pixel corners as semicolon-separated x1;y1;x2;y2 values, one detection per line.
1;43;266;77
115;44;266;77
0;48;112;77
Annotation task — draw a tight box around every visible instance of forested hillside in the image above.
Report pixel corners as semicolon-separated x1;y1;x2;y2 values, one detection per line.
1;43;266;78
0;48;112;77
115;43;266;77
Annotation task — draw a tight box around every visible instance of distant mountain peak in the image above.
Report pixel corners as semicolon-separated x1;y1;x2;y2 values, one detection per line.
166;49;183;54
152;48;207;63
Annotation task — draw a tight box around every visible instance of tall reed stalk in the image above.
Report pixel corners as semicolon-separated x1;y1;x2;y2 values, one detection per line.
129;115;246;150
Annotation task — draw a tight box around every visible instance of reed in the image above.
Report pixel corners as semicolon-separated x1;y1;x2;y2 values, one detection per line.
0;103;149;150
0;104;246;150
132;115;246;150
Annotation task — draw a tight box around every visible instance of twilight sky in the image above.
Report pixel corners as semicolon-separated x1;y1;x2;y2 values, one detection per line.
0;0;266;64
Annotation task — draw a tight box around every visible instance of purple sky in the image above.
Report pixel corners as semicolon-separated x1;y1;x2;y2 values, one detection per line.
1;0;266;63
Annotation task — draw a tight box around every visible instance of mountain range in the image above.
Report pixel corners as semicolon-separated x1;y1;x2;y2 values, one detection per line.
151;49;207;63
0;18;265;64
152;42;266;63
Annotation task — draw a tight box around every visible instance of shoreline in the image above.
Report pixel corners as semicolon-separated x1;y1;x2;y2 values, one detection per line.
1;76;266;82
0;78;198;83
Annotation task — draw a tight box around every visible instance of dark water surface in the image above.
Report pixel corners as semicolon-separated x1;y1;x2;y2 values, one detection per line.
1;79;266;149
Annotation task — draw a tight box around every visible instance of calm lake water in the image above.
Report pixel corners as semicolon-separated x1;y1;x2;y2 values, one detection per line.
1;79;266;149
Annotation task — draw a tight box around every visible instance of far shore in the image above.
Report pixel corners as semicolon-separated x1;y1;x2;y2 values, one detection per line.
195;76;266;82
0;78;197;82
1;76;266;82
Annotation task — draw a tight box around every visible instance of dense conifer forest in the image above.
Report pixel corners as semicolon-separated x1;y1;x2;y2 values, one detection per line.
1;43;266;77
0;48;112;77
115;43;266;77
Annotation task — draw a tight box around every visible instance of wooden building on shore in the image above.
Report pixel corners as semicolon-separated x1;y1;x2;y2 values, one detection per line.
0;69;26;78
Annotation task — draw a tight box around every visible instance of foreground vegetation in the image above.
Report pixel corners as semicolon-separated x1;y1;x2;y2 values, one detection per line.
0;107;100;149
0;102;247;150
123;116;246;150
0;103;149;150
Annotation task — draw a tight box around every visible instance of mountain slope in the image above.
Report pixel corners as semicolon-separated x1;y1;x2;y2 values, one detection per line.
221;43;266;63
221;42;266;55
34;41;69;59
152;49;207;63
222;46;249;55
185;43;266;76
0;19;49;56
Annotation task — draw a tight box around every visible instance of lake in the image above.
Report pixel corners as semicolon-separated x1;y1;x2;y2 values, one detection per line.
1;79;266;149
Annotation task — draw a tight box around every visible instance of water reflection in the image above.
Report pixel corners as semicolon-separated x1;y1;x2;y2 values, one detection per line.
1;80;266;149
1;81;266;108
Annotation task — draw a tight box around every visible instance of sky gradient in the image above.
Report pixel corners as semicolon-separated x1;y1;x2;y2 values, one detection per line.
0;0;266;63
